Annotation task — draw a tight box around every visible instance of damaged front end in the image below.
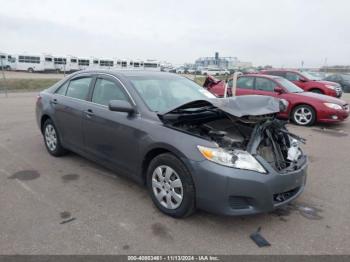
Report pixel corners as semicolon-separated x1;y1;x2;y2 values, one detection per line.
159;95;307;174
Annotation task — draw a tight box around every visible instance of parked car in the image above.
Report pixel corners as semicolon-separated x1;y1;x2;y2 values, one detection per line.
175;66;186;74
200;67;230;76
36;70;307;217
261;69;342;98
324;73;350;93
299;70;326;80
204;74;349;126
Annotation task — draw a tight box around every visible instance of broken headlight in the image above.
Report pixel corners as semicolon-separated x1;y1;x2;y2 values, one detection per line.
197;146;267;173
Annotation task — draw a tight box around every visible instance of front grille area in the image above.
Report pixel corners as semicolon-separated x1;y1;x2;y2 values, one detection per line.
273;187;300;204
229;196;253;210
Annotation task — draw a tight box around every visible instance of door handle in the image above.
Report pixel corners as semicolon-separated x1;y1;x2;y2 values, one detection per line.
84;109;94;118
51;98;58;105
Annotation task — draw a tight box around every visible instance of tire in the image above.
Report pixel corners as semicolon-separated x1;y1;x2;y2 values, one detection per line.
43;119;68;156
28;68;34;73
291;104;316;126
5;66;11;71
146;153;195;218
310;89;323;94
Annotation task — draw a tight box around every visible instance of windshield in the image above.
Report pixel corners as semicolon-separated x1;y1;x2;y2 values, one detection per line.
343;74;350;81
130;76;216;112
275;78;304;93
300;71;321;80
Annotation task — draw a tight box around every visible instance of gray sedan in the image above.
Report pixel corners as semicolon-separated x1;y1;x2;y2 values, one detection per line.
36;70;308;218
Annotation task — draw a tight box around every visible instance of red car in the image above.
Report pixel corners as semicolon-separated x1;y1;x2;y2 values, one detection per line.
203;74;349;126
260;69;342;98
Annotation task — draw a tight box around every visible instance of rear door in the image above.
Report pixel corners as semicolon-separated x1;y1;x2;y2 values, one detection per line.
82;75;140;176
51;74;94;151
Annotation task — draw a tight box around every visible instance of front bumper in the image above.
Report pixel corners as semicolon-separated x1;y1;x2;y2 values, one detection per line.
326;86;342;98
187;155;308;216
317;107;349;123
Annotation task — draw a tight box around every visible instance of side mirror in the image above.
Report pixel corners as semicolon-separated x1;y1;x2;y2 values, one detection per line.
299;77;307;82
274;86;284;94
108;100;135;114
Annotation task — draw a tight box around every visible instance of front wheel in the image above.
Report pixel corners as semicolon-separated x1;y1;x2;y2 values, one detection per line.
147;153;195;218
310;89;323;94
292;105;316;126
43;119;68;156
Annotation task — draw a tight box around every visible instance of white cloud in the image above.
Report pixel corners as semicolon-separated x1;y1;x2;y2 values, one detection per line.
0;0;349;67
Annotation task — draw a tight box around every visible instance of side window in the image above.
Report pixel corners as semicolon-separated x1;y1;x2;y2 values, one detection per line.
92;78;128;106
285;72;300;81
66;77;92;100
236;77;254;89
266;71;285;77
55;81;69;95
255;77;277;92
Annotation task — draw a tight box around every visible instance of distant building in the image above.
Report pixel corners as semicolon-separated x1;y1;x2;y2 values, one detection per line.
194;52;252;70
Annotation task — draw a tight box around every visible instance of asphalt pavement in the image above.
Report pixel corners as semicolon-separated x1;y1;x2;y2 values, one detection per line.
0;92;349;254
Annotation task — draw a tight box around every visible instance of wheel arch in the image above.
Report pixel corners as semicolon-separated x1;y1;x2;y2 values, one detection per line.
40;114;51;134
141;145;190;185
309;87;324;94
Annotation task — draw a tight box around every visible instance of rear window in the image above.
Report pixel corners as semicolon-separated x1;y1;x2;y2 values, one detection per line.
265;71;286;77
66;77;92;100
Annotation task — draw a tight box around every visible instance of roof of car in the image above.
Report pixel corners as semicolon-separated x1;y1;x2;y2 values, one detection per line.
73;69;176;78
243;73;282;79
261;69;298;72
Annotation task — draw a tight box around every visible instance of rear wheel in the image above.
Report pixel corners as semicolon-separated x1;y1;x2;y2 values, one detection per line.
292;105;316;126
147;153;195;218
28;68;34;73
43;119;67;156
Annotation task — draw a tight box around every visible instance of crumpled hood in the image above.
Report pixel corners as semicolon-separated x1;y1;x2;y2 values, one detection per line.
159;95;284;118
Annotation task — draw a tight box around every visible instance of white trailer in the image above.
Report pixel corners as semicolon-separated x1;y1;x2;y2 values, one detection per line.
130;59;144;69
0;52;13;70
10;53;55;72
143;60;161;71
114;59;129;69
99;58;114;69
78;57;90;70
88;57;100;70
53;55;79;72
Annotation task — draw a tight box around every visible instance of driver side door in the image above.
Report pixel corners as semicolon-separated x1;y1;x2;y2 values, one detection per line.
82;75;141;177
253;77;279;98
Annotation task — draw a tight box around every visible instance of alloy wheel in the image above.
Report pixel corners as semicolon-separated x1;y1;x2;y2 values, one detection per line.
294;107;313;125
